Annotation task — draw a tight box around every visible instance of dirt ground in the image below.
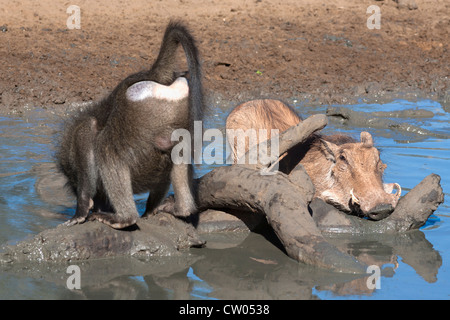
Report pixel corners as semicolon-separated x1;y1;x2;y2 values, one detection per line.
0;0;449;115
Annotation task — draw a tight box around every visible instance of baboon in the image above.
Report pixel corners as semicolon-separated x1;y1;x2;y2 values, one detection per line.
57;21;203;229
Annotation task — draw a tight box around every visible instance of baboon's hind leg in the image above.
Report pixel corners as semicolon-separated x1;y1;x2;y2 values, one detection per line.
90;160;139;229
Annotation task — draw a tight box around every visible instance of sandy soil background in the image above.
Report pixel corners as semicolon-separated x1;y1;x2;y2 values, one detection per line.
0;0;449;114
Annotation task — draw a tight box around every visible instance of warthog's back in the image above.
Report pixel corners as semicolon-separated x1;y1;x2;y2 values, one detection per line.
226;99;301;163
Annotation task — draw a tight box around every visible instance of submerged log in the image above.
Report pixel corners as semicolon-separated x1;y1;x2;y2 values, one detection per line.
196;165;366;273
195;167;443;270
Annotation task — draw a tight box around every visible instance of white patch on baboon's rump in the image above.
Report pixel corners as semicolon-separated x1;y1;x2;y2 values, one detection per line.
126;77;189;102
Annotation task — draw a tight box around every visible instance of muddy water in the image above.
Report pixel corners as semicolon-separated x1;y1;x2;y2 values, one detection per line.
0;99;448;300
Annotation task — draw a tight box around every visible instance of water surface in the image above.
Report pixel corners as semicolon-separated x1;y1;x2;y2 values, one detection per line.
0;98;448;299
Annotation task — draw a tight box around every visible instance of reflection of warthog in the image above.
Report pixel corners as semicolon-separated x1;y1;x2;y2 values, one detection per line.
226;99;401;220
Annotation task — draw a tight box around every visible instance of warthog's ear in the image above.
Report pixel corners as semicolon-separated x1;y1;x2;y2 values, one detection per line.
360;131;373;148
319;139;340;163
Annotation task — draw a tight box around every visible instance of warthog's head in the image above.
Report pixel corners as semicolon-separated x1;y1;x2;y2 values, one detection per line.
317;132;401;220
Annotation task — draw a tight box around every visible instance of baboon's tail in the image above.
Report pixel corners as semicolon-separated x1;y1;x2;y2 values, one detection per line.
150;21;204;122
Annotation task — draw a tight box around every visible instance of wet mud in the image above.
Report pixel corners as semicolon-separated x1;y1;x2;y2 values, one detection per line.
1;0;449;116
327;106;450;139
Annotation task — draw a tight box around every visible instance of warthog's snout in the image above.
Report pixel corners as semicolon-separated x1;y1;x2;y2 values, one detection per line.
367;203;394;220
351;182;401;220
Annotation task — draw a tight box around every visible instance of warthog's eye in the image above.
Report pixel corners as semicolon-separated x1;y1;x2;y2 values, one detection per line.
337;153;348;171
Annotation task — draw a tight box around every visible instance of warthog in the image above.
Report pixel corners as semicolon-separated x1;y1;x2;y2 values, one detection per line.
226;99;401;220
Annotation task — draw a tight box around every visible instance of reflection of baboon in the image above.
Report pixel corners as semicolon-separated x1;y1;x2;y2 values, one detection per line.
57;21;204;229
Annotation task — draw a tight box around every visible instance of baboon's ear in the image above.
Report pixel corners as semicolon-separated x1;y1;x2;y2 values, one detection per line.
319;139;340;163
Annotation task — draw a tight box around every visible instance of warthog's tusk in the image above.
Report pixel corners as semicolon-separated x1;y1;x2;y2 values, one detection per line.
394;183;402;198
350;189;360;205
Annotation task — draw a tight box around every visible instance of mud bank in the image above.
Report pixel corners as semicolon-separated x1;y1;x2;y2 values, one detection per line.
1;0;449;115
